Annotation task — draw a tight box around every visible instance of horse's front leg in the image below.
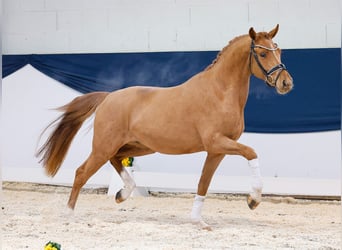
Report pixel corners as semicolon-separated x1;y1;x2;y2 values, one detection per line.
246;158;263;210
192;137;263;229
191;153;225;230
207;135;263;209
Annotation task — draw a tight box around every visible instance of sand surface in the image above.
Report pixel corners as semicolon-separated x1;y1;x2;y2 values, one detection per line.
2;182;341;249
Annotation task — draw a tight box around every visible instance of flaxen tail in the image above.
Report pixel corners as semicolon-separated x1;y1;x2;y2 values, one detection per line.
36;91;109;177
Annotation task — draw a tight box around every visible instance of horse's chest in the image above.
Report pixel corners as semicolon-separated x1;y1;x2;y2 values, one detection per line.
218;111;245;139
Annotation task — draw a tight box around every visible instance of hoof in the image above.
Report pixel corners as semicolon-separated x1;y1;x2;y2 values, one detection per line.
115;189;125;203
192;219;212;231
115;186;135;203
62;206;75;218
200;221;213;231
247;194;261;210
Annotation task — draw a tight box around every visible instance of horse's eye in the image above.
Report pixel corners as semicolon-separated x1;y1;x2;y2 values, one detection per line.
260;52;266;58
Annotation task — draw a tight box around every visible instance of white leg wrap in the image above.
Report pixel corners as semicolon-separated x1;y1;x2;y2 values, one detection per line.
119;169;136;199
248;158;263;198
190;194;205;222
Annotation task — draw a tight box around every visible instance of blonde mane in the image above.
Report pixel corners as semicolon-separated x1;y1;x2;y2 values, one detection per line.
205;34;249;71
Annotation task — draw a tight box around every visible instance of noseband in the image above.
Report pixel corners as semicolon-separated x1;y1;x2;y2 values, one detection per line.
249;40;287;87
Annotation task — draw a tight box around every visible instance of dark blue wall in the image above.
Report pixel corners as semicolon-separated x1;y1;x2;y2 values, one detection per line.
3;48;340;133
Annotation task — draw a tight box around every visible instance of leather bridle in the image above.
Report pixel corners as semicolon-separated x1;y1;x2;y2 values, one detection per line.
249;40;287;87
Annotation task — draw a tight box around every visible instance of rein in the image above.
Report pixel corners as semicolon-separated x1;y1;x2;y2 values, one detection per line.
249;40;287;87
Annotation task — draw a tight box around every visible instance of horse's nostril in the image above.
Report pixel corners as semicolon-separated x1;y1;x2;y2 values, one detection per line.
282;80;287;87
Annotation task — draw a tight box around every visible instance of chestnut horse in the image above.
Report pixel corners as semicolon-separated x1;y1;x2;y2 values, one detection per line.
37;25;293;230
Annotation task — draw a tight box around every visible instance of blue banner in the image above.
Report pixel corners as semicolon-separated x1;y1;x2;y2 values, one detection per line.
2;48;340;133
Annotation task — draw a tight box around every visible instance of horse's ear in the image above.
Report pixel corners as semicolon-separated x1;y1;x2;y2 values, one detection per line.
268;24;279;38
249;27;256;40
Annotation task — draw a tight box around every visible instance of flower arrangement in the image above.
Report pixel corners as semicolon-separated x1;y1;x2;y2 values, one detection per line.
44;241;61;250
121;157;134;167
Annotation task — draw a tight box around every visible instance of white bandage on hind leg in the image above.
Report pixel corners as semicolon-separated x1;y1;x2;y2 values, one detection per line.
190;195;205;222
119;169;136;199
248;158;263;192
121;169;136;189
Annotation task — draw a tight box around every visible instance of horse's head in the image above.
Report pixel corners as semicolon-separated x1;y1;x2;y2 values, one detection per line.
249;24;293;95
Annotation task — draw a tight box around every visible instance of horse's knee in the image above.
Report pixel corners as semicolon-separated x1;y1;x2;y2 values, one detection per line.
242;145;257;160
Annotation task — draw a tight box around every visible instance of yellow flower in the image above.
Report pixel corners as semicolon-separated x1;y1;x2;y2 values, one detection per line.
44;241;61;250
121;157;134;167
44;244;53;250
122;158;129;166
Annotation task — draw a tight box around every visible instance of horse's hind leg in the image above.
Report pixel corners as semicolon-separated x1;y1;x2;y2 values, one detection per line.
67;152;108;210
110;144;154;203
109;156;136;203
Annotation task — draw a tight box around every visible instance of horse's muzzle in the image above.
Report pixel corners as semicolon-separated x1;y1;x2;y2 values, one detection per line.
276;72;293;95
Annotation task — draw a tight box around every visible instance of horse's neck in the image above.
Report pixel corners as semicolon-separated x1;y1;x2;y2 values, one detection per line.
207;39;251;108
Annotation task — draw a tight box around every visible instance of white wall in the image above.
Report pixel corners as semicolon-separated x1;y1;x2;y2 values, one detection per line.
2;0;341;54
2;65;113;186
